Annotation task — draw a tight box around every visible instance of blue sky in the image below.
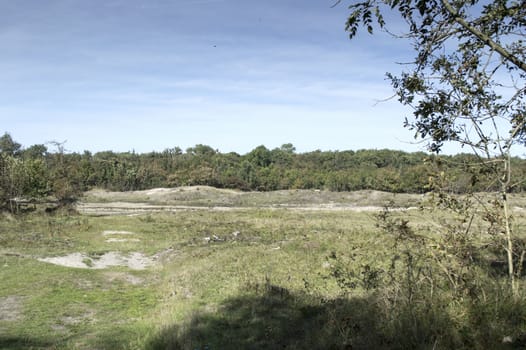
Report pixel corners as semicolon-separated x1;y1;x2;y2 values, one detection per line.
0;0;427;154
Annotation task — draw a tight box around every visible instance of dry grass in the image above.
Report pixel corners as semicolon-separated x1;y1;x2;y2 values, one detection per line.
2;187;526;349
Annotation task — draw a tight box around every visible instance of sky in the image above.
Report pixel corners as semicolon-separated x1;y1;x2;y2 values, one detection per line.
0;0;430;155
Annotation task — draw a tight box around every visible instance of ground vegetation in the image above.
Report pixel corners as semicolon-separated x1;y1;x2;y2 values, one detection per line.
2;133;526;213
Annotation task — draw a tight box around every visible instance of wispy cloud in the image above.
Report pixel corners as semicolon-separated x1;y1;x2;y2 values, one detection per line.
0;0;423;154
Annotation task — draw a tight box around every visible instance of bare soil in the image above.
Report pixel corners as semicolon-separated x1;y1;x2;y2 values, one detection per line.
78;186;526;216
78;186;424;216
37;251;153;270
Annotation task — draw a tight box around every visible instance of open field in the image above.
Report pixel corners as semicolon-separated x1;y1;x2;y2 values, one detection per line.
79;186;526;215
79;186;426;213
2;187;526;349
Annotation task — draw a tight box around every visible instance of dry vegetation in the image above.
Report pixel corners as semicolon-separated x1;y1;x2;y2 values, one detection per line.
1;187;526;349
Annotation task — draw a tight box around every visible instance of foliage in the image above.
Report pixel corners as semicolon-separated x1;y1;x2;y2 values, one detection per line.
0;132;22;156
344;0;525;152
3;133;526;212
342;0;526;295
324;204;526;348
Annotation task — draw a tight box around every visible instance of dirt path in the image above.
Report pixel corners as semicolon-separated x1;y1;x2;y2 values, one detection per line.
76;201;418;216
78;187;526;216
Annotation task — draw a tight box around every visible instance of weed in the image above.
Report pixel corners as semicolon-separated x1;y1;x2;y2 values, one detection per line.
140;214;155;223
82;257;94;267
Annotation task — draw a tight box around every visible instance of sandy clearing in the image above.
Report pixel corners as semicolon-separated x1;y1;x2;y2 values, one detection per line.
38;252;153;270
78;201;526;217
145;188;173;196
85;186;241;202
102;230;136;236
105;238;141;243
77;202;419;216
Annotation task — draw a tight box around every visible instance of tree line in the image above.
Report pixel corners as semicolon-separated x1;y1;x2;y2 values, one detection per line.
1;132;525;208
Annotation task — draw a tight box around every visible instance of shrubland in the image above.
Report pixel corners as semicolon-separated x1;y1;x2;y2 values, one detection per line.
2;132;526;212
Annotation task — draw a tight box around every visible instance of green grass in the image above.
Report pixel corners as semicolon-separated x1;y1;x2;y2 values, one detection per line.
0;251;159;348
1;196;526;349
0;208;380;349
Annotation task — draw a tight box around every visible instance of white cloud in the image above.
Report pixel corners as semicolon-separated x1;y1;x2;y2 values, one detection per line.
0;0;430;154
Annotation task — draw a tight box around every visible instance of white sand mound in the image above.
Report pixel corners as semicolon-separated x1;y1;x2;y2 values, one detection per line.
145;188;173;195
102;230;135;236
102;230;140;243
105;238;141;243
38;252;152;270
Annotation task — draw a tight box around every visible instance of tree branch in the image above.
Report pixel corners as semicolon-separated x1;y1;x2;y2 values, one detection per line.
441;0;526;74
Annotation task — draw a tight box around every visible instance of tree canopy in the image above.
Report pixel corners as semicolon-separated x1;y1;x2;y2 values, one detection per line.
0;132;22;156
342;0;525;295
343;0;525;154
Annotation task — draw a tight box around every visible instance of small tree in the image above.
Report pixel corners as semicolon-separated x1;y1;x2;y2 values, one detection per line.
341;0;525;295
0;132;22;157
47;141;82;204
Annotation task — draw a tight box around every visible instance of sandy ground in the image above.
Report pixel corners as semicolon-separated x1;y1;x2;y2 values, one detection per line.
38;251;153;270
76;201;419;216
79;186;426;216
35;229;152;270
